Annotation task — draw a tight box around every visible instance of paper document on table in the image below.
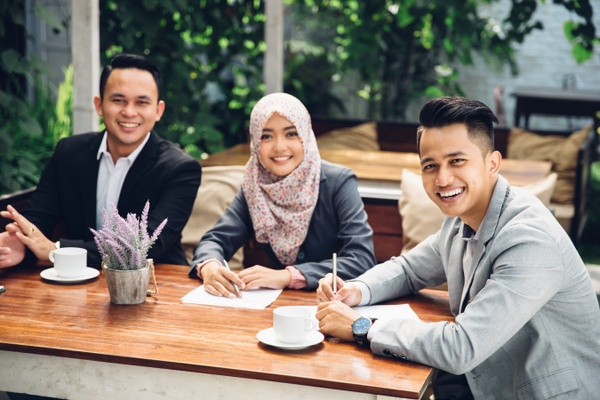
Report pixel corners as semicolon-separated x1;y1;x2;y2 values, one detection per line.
181;285;282;310
304;303;420;321
354;304;420;321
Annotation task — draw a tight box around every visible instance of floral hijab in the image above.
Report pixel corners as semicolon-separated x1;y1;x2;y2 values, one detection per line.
242;93;321;265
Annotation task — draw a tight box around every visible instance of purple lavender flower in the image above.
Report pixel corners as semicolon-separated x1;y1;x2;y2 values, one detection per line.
89;201;168;270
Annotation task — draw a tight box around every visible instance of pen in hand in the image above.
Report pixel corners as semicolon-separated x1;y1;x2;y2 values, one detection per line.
223;259;241;297
332;252;337;294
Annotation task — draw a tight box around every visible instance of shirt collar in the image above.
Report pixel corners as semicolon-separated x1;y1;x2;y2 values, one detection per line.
96;131;151;162
462;223;479;241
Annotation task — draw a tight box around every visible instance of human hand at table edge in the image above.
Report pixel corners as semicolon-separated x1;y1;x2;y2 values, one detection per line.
0;231;26;269
316;273;362;305
238;265;292;290
199;260;245;298
1;205;54;266
316;300;361;342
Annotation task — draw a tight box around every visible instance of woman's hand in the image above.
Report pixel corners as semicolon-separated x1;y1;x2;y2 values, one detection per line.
199;260;245;298
238;265;292;290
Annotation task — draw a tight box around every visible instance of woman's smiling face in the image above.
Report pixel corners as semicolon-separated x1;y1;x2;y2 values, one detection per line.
257;113;304;176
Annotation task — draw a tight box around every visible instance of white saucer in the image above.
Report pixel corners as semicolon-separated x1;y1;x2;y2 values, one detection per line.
40;267;100;283
257;328;324;350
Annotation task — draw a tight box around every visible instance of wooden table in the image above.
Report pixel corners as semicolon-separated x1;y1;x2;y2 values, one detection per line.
512;86;600;129
0;264;453;399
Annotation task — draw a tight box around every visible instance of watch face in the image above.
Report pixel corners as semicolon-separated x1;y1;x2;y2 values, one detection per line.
352;317;372;335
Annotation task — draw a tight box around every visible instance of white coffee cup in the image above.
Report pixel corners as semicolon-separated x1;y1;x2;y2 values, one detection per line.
273;306;316;344
49;247;87;278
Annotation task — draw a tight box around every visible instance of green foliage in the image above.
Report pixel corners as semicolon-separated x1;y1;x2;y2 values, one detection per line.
286;0;598;120
99;0;267;157
0;1;72;196
0;64;73;195
577;161;600;263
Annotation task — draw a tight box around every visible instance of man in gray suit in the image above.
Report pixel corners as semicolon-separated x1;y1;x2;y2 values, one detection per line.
316;96;600;399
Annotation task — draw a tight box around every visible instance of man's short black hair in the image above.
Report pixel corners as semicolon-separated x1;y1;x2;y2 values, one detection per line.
98;53;163;101
416;96;498;155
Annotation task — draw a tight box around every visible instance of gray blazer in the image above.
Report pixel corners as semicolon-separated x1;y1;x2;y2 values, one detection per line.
190;161;376;289
357;175;600;399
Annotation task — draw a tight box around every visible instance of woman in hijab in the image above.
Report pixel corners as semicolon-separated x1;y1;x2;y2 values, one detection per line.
190;93;375;297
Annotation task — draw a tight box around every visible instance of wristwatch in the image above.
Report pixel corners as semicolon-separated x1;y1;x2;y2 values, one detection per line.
352;316;377;347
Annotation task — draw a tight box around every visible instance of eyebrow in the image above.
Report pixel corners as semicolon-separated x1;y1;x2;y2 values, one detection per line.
262;125;296;132
109;93;152;101
421;151;467;165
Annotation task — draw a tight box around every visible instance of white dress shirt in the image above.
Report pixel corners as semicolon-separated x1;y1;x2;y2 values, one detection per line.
96;132;150;229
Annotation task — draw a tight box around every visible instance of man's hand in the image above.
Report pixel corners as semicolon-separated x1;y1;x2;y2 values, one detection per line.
316;273;362;306
1;205;54;264
238;265;291;290
316;300;361;341
0;231;26;269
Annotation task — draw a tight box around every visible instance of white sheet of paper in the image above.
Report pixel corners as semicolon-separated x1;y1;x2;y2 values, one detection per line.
353;304;420;321
303;303;420;322
181;285;283;310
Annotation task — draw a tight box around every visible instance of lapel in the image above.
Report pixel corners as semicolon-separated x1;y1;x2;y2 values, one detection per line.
81;134;103;232
457;176;510;312
447;231;467;315
117;132;160;212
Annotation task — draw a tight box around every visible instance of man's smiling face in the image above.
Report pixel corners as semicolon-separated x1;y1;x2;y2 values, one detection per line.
94;67;165;160
419;123;500;231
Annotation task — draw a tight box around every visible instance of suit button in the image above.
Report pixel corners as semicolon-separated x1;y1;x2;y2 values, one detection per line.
383;349;391;355
297;252;305;260
400;355;408;360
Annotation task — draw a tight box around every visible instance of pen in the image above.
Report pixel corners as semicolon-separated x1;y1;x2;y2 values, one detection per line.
223;259;241;297
332;253;337;294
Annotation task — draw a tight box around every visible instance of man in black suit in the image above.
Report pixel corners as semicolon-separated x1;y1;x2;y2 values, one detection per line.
0;54;201;269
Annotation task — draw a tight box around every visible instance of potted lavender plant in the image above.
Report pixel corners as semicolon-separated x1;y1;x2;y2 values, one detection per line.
91;201;167;305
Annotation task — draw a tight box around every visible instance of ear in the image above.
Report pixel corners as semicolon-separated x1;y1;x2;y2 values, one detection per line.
487;150;502;176
155;100;166;121
93;96;103;117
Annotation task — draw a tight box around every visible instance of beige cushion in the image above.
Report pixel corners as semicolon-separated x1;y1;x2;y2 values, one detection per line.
521;172;557;207
398;170;559;253
507;124;592;205
398;169;444;253
316;121;380;151
549;202;574;233
181;165;246;270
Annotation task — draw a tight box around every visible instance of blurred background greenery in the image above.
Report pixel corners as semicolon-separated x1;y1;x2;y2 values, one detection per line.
1;0;598;259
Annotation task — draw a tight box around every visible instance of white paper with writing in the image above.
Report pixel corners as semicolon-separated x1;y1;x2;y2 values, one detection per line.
181;285;283;310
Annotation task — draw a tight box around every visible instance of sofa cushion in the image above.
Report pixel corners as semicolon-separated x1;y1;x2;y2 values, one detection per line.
316;121;380;151
398;169;559;253
181;165;246;270
507;124;592;205
398;169;445;253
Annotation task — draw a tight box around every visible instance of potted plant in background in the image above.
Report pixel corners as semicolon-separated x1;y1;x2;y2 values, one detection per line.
91;201;166;305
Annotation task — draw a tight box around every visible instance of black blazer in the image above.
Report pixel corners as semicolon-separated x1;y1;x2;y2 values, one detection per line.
23;131;202;267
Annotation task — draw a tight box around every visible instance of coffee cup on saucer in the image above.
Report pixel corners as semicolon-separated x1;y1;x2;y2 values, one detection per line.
272;306;316;344
48;247;87;278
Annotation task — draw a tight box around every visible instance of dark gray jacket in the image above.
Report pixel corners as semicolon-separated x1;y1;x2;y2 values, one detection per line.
190;161;375;289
